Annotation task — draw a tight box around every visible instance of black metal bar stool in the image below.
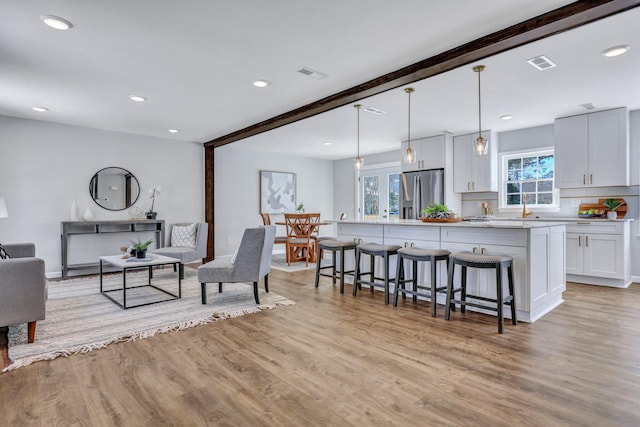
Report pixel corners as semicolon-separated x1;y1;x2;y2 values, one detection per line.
444;251;517;333
353;243;402;305
314;239;358;294
393;247;451;317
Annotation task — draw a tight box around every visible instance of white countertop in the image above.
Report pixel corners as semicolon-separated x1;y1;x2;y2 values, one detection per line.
335;219;567;229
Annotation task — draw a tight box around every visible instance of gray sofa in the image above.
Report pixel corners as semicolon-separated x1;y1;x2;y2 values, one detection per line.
0;243;47;343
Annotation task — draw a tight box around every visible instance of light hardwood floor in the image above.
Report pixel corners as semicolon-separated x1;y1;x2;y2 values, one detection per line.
1;267;639;426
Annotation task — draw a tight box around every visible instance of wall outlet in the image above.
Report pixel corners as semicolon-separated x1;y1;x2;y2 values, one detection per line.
570;199;581;207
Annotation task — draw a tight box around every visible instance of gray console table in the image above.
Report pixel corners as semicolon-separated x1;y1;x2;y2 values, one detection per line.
61;220;164;278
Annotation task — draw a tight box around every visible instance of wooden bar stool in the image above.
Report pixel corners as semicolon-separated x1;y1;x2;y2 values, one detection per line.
393;247;451;317
314;239;357;294
444;251;517;333
353;243;402;305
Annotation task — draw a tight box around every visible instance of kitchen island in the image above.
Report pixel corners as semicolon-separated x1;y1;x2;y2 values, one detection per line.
336;219;566;322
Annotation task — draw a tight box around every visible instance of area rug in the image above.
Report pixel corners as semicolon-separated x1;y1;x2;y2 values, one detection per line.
4;268;294;372
270;252;333;272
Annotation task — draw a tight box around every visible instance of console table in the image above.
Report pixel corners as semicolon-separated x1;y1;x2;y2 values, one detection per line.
61;220;164;278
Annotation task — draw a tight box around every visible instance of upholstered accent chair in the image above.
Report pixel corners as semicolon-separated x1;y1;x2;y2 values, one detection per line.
0;243;47;343
151;222;208;279
198;226;275;305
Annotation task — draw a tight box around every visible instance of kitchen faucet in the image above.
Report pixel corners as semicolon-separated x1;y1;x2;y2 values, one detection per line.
522;198;533;218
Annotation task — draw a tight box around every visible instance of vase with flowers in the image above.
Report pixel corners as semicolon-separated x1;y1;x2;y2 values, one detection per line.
146;186;161;219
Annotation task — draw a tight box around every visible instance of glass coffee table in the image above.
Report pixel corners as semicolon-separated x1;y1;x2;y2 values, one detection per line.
99;254;182;309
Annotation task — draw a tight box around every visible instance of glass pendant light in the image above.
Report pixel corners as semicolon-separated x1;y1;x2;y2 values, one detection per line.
473;65;489;155
403;87;416;165
354;104;364;170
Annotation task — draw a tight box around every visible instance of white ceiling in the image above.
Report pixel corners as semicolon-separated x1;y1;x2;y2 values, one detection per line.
2;1;639;160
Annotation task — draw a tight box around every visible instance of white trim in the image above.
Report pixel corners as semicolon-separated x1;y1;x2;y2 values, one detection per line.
361;161;401;170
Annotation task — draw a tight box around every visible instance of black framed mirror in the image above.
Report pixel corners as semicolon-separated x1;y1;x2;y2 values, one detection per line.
89;167;140;211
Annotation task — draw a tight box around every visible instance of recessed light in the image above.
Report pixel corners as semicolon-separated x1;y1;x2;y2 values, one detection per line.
168;129;179;133
500;115;513;120
602;45;630;57
32;106;49;112
129;95;146;102
252;80;270;88
322;142;332;146
40;15;73;30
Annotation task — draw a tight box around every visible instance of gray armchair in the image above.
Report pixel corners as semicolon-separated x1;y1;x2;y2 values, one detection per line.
0;243;47;343
151;222;208;279
198;226;275;305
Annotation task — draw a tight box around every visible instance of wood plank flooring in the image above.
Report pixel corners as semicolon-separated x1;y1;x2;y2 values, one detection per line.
1;268;640;426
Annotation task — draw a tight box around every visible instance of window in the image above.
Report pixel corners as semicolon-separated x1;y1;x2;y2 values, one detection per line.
500;149;557;209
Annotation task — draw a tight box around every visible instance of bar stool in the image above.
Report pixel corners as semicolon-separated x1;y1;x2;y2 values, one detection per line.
393;247;451;317
314;239;358;294
444;251;517;333
353;243;402;304
312;236;337;260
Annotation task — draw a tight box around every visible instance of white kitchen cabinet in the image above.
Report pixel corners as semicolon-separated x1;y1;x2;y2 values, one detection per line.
564;221;629;287
401;135;446;172
453;130;498;192
554;107;629;188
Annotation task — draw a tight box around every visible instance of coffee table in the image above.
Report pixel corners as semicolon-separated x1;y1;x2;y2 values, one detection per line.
99;254;182;309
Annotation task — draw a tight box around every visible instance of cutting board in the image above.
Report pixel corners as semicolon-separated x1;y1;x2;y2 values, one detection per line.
578;198;626;218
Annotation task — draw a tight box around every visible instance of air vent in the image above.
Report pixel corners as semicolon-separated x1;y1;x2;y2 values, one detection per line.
580;102;596;110
296;66;329;80
526;55;557;71
363;107;386;115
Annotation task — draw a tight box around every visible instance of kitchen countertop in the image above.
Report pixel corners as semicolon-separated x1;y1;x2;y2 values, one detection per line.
336;219;568;229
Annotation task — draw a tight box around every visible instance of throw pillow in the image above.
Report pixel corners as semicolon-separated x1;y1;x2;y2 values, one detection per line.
171;223;197;248
0;244;10;259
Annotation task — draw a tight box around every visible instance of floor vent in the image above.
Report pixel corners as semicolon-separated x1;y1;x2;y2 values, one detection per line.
526;55;557;71
296;66;329;80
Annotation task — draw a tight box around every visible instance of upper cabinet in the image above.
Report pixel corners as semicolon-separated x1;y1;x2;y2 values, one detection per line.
554;107;629;188
453;131;498;193
401;135;446;172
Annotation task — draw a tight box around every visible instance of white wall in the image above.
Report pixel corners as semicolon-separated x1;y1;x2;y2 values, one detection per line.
214;143;334;257
0;116;204;277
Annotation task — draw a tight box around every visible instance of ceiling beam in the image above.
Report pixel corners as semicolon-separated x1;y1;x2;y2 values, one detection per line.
205;0;640;149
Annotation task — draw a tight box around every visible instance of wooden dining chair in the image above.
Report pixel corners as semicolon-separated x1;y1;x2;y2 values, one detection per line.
284;213;314;266
260;213;288;261
309;213;331;260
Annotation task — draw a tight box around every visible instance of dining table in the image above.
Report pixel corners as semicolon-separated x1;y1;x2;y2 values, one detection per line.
275;214;329;263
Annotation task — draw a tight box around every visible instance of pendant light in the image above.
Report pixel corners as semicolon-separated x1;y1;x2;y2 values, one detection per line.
354;104;364;170
473;65;489;155
403;87;416;165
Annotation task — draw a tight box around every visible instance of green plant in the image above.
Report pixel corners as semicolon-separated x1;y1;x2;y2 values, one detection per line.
602;198;624;211
421;203;449;214
296;202;304;212
130;239;154;251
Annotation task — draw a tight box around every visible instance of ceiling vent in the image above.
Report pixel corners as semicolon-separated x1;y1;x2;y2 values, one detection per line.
296;66;329;80
363;107;386;115
580;102;596;110
526;55;557;71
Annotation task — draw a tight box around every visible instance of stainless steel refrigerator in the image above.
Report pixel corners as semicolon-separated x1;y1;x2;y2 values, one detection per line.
400;168;444;219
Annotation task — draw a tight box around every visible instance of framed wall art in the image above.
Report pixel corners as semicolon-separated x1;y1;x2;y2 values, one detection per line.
260;170;296;214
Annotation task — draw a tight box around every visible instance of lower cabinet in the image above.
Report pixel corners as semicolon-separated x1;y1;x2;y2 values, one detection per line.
336;222;566;322
565;222;629;287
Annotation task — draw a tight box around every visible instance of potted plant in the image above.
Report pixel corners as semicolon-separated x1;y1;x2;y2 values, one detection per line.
602;198;624;219
130;239;154;258
146;186;161;219
420;203;456;221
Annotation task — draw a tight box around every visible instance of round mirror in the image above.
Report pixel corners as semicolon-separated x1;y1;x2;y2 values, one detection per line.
89;167;140;211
